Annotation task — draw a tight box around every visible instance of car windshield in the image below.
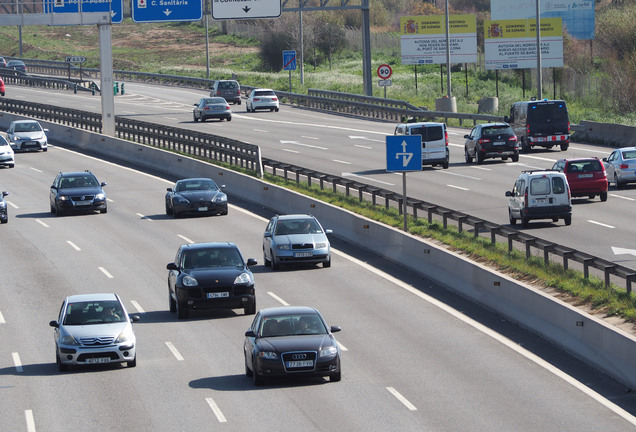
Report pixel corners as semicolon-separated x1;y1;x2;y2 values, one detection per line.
63;301;124;325
274;218;321;235
61;175;99;188
183;248;242;269
259;313;327;337
0;136;9;147
14;122;41;132
175;179;219;192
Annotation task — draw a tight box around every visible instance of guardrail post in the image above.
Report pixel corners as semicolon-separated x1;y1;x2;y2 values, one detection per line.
73;84;77;94
121;83;125;95
473;221;483;239
457;215;468;233
582;258;594;279
114;82;119;95
525;239;535;260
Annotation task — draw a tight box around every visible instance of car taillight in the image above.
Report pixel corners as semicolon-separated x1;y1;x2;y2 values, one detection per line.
445;130;448;146
254;98;260;101
478;138;491;144
236;89;240;95
524;188;528;208
216;90;221;96
620;163;629;169
508;136;518;142
272;97;278;101
567;122;570;133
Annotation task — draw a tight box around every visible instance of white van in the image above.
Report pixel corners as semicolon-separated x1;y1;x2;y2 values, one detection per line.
394;122;449;169
505;170;572;228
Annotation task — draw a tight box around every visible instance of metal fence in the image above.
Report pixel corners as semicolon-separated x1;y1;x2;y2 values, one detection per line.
0;80;633;294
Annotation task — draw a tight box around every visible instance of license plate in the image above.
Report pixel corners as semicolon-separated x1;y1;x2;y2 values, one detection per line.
213;106;224;111
578;173;593;178
197;206;208;211
208;292;229;298
493;141;505;145
294;252;313;257
74;201;91;206
86;357;110;364
534;198;546;203
287;360;313;368
535;137;546;142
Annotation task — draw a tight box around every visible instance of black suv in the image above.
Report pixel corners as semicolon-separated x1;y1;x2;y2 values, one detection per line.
49;170;108;216
167;242;257;319
464;123;519;164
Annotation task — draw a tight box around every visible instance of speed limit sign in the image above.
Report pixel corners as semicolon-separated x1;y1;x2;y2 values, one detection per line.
377;64;392;80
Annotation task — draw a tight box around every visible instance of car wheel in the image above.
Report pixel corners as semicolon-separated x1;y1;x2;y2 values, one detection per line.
237;100;241;105
502;156;508;161
476;151;485;165
271;251;279;270
55;205;64;217
165;202;173;216
246;104;250;112
614;173;622;189
173;210;180;219
275;107;279;112
253;360;264;386
464;148;471;163
50;203;56;214
442;158;449;169
560;143;569;151
100;206;107;214
42;148;48;152
169;292;176;312
9;164;14;168
220;209;228;216
176;299;188;319
330;370;341;382
56;352;68;372
270;108;274;112
522;138;531;153
323;255;331;268
263;249;271;267
227;116;232;122
193;113;199;122
564;215;572;225
521;217;529;228
600;191;608;202
511;152;519;162
245;355;253;377
127;355;137;368
244;300;256;315
508;209;516;225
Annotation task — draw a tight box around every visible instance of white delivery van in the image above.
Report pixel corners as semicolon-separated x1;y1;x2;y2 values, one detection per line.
394;122;449;169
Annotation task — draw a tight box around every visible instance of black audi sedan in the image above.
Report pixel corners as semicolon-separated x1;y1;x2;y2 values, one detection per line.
49;171;107;216
167;242;256;319
244;306;341;385
165;178;228;218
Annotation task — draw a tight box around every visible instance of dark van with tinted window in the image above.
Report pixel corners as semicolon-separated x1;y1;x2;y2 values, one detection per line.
505;99;570;153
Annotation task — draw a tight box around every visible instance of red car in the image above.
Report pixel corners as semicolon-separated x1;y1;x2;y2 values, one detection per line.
0;77;5;96
552;158;608;201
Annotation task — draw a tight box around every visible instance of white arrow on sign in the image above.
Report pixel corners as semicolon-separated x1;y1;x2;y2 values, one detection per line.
163;8;172;16
394;139;413;166
611;247;636;257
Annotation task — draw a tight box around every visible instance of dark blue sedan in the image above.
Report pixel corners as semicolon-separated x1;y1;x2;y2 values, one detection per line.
165;178;228;218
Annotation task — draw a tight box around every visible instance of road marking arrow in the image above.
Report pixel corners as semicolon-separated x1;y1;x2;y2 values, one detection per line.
611;247;636;257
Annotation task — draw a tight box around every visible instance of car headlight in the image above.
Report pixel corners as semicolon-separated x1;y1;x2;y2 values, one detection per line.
234;272;253;285
277;244;290;250
95;193;106;200
319;346;338;358
315;242;328;249
59;332;80;346
182;275;198;287
213;195;227;203
58;195;69;201
115;326;135;344
258;351;278;360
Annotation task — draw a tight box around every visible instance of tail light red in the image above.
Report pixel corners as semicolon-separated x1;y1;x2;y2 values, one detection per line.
620;163;629;169
444;130;448;146
567;122;570;133
478;138;491;144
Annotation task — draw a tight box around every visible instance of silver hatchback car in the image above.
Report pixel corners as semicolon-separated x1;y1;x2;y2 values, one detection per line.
49;293;140;371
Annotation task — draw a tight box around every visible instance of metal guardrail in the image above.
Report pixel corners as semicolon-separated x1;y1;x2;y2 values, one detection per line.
1;74;632;294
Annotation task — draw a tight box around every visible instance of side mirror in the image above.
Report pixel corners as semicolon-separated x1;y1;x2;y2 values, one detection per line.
325;229;333;235
264;232;272;238
464;134;470;139
166;187;173;192
2;191;8;197
505;191;513;197
330;326;341;333
49;320;59;328
166;262;179;271
246;258;257;267
130;315;141;323
100;182;107;187
245;330;257;338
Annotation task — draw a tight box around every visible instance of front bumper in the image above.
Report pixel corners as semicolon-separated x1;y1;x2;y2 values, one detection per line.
57;343;136;366
274;249;330;265
177;286;254;311
11;140;47;151
57;198;107;212
174;201;227;215
255;352;340;378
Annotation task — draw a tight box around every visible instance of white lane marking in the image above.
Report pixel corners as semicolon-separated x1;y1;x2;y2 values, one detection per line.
610;194;634;201
343;172;394;186
35;219;49;228
98;267;114;278
137;213;152;220
165;342;184;361
447;185;469;191
337;342;348;351
205;397;228;423
280;140;328;150
253;129;269;133
521;154;557;163
13;352;23;373
282;149;300;153
569;146;608;155
470;166;491;171
7;201;19;209
331;249;636;425
301;136;319;140
0;310;5;323
439;171;481;180
386;387;417;411
25;410;36;432
107;198;114;203
130;300;144;313
67;241;81;251
333;160;351;165
354;144;373;149
164;117;180;121
178;234;194;244
267;292;289;306
30;167;43;173
588;220;615;229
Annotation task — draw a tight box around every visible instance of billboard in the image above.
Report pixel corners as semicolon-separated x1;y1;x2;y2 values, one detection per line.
484;18;563;70
491;0;594;40
399;15;477;65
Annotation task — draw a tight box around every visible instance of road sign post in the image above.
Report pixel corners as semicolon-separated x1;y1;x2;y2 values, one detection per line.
283;50;296;92
386;135;422;231
377;64;393;99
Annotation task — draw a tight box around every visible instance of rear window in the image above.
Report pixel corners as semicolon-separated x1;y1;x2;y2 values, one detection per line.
218;81;238;89
567;160;602;173
254;90;275;96
482;125;513;136
409;126;444;141
527;102;568;123
530;176;566;195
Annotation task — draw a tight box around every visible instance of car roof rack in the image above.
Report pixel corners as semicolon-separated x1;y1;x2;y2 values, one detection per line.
521;169;559;174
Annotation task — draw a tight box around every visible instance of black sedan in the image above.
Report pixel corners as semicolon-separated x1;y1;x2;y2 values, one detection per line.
167;242;257;319
49;171;107;216
244;306;341;385
165;178;228;218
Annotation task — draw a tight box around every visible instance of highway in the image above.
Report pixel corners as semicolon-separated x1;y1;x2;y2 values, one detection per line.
5;83;636;272
1;87;636;430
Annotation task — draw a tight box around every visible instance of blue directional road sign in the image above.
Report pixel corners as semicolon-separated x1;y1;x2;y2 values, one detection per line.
44;0;124;23
386;135;422;172
283;50;297;71
132;0;203;23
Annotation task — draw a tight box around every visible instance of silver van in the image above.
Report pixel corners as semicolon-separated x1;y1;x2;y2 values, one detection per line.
210;80;241;105
394;122;449;169
506;170;572;228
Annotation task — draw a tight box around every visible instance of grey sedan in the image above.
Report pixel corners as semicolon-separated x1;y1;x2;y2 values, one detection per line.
193;97;232;122
603;147;636;189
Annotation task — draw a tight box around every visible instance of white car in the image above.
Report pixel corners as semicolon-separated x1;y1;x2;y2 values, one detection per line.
246;88;279;113
0;135;14;168
7;119;49;152
49;293;140;371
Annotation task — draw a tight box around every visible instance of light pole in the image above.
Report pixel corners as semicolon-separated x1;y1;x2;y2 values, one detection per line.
536;0;542;99
444;0;451;97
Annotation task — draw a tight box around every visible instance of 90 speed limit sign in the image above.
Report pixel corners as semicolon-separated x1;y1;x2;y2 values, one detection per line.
377;64;392;80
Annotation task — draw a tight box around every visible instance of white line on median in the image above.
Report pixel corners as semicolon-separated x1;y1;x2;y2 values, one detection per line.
98;267;114;278
447;185;469;191
165;342;184;361
267;292;289;306
12;352;23;373
35;219;49;228
0;310;5;324
588;220;615;229
137;213;152;220
130;300;145;313
386;387;417;411
205;397;227;423
25;410;36;432
178;234;194;244
609;194;635;201
67;241;81;251
333;160;351;165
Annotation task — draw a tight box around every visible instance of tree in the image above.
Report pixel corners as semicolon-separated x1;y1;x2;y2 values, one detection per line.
314;19;346;70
